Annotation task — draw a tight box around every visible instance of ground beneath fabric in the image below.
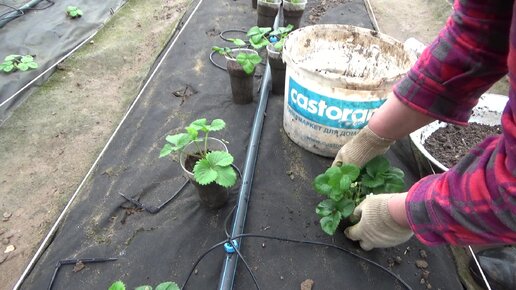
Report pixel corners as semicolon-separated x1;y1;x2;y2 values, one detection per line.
0;0;503;289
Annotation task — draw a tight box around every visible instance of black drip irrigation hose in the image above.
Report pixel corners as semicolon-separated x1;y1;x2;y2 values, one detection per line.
209;29;266;72
181;205;414;290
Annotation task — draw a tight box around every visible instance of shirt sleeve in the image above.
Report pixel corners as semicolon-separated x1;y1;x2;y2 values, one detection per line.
404;0;516;246
393;0;511;125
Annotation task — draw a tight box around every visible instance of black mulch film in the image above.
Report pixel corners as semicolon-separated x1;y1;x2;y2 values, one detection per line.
20;0;462;289
0;0;126;123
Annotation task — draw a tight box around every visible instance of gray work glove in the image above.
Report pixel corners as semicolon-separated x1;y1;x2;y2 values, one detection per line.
332;125;395;168
344;193;413;251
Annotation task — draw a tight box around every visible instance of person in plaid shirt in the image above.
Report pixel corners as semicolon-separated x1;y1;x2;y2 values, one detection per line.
332;0;516;250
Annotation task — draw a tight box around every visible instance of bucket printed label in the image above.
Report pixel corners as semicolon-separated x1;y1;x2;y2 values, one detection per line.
287;77;386;129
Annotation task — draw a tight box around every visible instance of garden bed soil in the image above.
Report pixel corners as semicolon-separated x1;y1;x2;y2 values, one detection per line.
424;123;502;169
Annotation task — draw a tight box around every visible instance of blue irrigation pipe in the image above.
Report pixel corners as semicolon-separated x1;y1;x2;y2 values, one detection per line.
217;12;279;290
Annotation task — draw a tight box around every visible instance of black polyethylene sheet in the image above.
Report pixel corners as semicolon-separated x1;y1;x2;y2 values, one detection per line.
21;0;462;289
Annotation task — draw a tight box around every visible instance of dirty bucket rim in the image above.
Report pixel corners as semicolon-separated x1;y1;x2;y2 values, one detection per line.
282;24;415;90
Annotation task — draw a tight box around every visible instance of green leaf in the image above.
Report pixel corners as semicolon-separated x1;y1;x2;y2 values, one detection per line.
246;26;262;37
5;55;19;61
214;165;237;188
250;38;269;50
236;53;259;75
339;175;351;192
193;159;218;185
206;151;233;167
2;64;14;72
339;164;360;181
250;34;263;45
329;187;343;202
165;133;192;149
207;119;225;131
189;118;208;131
16;63;29;71
108;281;126;290
313;174;331;196
385;167;405;179
320;211;341;235
27;61;38;69
159;143;174;158
70;11;78;17
316;199;336;217
135;286;152;290
336;199;355;218
21;55;33;62
361;174;384;188
231;38;246;46
185;127;198;140
77;9;83;16
383;177;405;193
156;282;180;290
365;156;390;177
259;27;272;34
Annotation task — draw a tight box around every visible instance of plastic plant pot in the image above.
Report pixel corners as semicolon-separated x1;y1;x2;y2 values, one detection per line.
179;137;230;209
225;48;258;105
266;43;286;95
252;0;257;9
257;0;281;28
282;0;307;30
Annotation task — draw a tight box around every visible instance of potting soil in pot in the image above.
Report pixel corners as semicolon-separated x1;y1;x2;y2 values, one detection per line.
424;123;502;169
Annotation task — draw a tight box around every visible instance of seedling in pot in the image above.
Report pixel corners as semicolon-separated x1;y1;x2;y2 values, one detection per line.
212;38;262;75
247;25;293;51
313;156;405;235
0;54;38;73
160;118;237;188
66;6;83;18
109;280;179;290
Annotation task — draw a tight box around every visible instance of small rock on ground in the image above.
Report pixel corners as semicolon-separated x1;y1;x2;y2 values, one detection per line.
416;259;429;269
300;279;314;290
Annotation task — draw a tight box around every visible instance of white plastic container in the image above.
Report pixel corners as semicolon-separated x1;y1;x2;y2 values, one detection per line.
282;25;415;156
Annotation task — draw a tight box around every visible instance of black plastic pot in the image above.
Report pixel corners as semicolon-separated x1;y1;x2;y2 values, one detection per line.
257;0;281;28
226;49;257;104
252;0;257;9
282;0;307;30
180;138;230;209
267;44;286;95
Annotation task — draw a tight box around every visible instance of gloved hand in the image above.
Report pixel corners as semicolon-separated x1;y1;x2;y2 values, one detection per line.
332;125;395;168
344;193;413;251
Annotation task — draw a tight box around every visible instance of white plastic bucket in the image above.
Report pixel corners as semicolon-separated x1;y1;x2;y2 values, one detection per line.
282;25;415;156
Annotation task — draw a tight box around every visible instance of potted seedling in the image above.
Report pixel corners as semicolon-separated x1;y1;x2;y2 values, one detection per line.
160;118;237;209
247;25;293;94
66;6;83;19
313;156;405;235
0;54;38;73
257;0;281;28
109;280;179;290
282;0;307;30
212;39;262;104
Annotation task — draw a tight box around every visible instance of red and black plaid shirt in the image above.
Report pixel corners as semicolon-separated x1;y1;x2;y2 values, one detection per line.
394;0;516;245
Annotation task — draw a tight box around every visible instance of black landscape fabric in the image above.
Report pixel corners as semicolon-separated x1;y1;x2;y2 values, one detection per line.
0;0;126;123
21;0;462;289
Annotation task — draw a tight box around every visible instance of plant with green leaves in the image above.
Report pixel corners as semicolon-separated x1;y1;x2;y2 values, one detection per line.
160;118;237;188
313;156;405;235
247;25;293;51
0;54;38;73
109;280;179;290
212;38;262;75
66;6;83;18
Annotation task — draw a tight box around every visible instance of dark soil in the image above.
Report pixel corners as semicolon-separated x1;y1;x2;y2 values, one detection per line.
424;123;502;168
185;154;201;172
